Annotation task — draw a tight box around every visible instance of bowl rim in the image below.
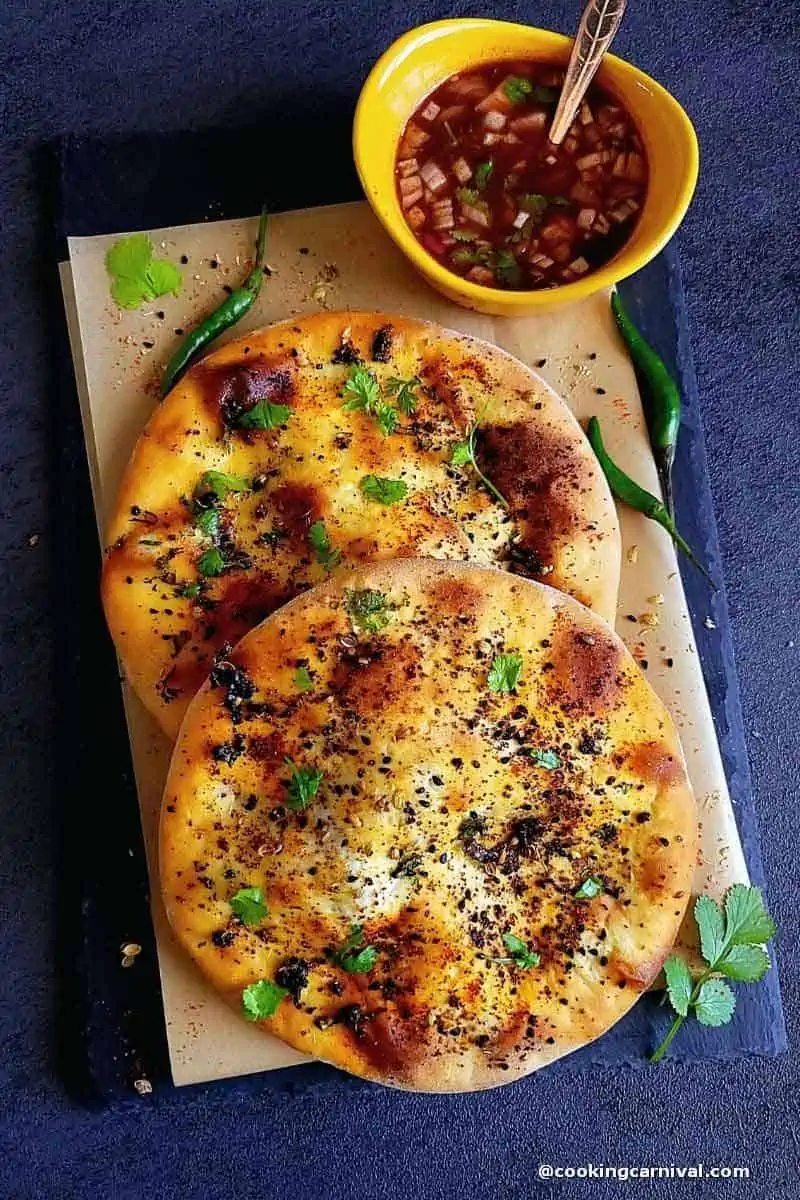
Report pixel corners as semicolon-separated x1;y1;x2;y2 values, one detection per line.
353;17;699;310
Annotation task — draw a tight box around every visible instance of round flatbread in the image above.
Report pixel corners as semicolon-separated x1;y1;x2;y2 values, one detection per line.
102;311;620;738
161;560;696;1092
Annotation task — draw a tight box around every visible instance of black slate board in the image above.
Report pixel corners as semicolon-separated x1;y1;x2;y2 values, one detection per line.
52;126;787;1106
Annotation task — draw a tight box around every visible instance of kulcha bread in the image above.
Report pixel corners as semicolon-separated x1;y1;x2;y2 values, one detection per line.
102;311;620;738
160;560;696;1092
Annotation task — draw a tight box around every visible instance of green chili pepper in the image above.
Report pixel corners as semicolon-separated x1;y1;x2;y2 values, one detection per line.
161;207;269;397
586;417;714;586
611;292;680;518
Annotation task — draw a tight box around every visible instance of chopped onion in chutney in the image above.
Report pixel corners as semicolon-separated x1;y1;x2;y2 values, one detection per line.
395;60;648;291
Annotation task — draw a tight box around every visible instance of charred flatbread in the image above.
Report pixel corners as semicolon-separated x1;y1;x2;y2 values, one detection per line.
102;311;620;738
160;560;696;1091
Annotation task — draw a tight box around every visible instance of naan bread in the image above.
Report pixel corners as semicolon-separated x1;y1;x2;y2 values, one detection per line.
102;311;620;738
160;560;696;1092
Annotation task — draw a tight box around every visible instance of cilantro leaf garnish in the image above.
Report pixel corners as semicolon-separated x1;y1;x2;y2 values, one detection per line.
487;653;523;694
518;193;570;221
714;943;771;983
574;875;604;900
374;404;398;436
384;376;421;415
663;955;693;1017
694;893;726;964
360;475;408;505
531;748;561;770
294;665;314;692
105;234;182;310
106;234;153;281
503;76;533;104
283;759;324;811
308;519;341;569
474;160;494;190
494;249;524;288
197;546;226;576
491;932;540;970
450;420;508;508
242;978;288;1021
723;884;777;944
345;588;391;633
341;365;399;436
651;885;776;1062
342;364;381;412
145;258;183;295
194;507;220;539
693;978;737;1027
195;470;250;501
455;186;481;206
330;924;378;974
235;399;292;430
182;582;202;599
229;886;268;925
451;247;484;267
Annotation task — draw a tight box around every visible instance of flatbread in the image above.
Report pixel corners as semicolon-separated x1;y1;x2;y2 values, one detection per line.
160;560;696;1092
102;311;620;738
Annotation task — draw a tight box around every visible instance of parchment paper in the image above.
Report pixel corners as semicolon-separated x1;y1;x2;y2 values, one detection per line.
62;200;748;1086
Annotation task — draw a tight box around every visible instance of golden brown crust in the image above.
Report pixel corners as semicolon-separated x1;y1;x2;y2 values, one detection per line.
102;311;620;737
160;561;696;1092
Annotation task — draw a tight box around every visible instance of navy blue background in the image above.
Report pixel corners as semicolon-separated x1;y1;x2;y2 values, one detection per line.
2;1;798;1196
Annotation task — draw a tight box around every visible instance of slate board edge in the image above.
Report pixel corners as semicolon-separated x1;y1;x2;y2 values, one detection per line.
51;129;785;1105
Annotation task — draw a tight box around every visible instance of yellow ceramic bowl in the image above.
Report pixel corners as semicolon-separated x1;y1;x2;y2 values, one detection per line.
353;18;699;315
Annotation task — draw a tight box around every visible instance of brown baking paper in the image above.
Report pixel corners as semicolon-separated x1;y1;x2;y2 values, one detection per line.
61;200;748;1086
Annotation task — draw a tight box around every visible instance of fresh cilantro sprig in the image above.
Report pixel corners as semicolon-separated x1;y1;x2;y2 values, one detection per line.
330;924;378;974
341;365;398;436
308;519;341;569
345;588;391;633
491;933;540;970
451;419;508;508
283;759;324;811
384;376;421;415
105;234;182;310
650;885;776;1063
360;475;408;505
242;978;288;1021
229;886;268;925
487;652;523;694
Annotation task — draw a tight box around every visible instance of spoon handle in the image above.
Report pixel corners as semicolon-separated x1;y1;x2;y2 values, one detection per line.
548;0;627;145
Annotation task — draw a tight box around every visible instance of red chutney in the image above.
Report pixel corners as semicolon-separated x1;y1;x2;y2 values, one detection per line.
395;60;648;291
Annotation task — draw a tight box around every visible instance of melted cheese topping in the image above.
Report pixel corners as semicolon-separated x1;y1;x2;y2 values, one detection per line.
102;312;620;737
161;561;696;1092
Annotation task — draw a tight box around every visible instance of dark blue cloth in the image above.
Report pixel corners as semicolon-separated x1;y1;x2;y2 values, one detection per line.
1;1;798;1196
